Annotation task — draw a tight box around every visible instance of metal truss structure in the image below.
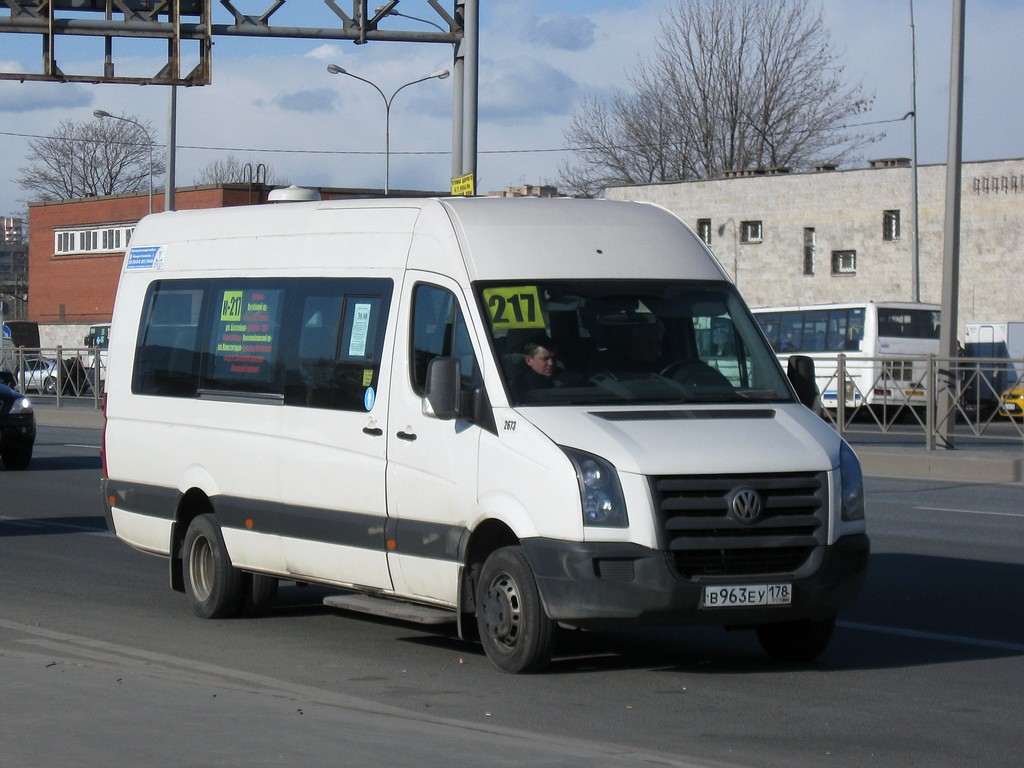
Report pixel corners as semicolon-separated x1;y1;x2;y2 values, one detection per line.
0;0;461;85
0;0;477;183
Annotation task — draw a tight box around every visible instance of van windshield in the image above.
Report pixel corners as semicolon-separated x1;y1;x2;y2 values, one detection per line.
477;280;794;407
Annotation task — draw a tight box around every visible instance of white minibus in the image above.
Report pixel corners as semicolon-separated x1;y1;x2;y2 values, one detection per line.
101;197;868;673
752;301;941;410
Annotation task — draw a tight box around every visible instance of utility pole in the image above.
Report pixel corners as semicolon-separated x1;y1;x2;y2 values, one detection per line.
936;0;966;450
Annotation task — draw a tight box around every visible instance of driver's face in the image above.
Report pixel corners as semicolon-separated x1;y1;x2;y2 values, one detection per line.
525;347;556;377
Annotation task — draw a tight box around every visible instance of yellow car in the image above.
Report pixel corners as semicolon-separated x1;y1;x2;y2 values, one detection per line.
998;384;1024;418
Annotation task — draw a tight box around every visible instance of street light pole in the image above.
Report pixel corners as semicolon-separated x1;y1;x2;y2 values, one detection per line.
93;109;154;214
327;64;449;195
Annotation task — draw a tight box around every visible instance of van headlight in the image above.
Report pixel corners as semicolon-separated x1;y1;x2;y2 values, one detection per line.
840;441;865;522
561;447;628;528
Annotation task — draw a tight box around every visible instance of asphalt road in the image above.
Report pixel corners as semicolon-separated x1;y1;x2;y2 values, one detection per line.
2;425;1022;767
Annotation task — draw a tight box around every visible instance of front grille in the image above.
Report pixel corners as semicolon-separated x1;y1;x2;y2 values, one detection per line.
650;471;829;578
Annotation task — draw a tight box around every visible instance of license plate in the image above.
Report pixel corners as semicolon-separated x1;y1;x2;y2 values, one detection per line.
702;584;792;608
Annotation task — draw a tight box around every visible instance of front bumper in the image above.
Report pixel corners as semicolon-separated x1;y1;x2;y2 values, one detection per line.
521;533;869;629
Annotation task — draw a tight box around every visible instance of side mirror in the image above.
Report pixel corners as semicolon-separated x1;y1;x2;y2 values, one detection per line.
423;356;461;420
787;355;819;411
0;370;15;388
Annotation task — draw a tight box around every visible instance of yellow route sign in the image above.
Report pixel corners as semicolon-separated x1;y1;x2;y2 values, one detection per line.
482;286;545;329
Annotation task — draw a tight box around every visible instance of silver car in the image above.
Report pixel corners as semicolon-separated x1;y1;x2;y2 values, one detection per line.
19;355;59;395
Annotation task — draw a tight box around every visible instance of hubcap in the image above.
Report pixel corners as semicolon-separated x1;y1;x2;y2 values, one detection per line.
482;571;522;650
188;535;214;601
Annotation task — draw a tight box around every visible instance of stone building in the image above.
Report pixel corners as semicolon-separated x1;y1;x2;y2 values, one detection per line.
605;157;1024;332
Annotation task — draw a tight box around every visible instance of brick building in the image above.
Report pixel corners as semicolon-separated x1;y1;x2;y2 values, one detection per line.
27;185;276;344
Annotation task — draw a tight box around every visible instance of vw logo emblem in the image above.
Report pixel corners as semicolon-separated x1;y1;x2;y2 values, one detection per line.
730;488;762;524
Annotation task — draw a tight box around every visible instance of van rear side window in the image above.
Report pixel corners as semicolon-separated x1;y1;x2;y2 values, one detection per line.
132;277;393;411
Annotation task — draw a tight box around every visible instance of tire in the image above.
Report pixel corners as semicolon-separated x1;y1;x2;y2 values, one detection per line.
182;514;243;619
241;573;279;616
1;446;32;470
43;376;56;395
475;546;557;674
756;614;837;663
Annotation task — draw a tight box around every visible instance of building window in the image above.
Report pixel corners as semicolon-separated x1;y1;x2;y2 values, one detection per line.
883;209;901;241
54;223;137;256
803;228;815;276
831;250;857;275
697;218;712;246
740;220;762;243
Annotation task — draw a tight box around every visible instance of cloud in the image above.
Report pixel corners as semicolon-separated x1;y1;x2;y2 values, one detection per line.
305;43;345;62
479;58;579;122
270;88;340;113
0;82;92;113
522;13;597;52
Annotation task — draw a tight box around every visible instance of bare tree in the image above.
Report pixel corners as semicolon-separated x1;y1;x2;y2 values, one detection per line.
15;117;162;202
560;0;875;196
193;155;286;186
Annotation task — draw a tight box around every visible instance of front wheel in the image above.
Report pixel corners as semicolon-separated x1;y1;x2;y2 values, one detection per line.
756;614;837;663
182;514;243;619
475;546;557;674
1;446;32;470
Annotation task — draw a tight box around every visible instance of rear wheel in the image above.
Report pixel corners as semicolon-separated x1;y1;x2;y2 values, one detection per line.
756;615;837;663
476;546;557;674
182;514;243;619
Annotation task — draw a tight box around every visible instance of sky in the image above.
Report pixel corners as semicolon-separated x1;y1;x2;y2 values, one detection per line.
1;0;1022;219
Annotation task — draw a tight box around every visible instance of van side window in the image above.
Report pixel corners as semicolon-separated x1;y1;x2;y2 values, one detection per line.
288;290;388;410
411;284;477;395
205;286;286;393
132;277;392;412
133;281;204;396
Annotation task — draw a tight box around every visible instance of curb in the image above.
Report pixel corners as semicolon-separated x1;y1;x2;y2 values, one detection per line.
856;446;1023;484
33;407;105;430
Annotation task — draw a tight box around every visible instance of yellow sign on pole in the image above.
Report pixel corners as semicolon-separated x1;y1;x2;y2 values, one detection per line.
451;173;475;196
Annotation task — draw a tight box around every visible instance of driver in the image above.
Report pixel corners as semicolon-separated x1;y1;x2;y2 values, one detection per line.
510;337;558;397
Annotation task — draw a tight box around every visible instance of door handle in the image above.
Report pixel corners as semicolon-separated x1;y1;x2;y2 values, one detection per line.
362;427;383;436
396;430;417;442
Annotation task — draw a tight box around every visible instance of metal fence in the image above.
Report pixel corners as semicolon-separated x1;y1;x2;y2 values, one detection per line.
821;354;1024;449
6;345;1023;450
1;346;105;409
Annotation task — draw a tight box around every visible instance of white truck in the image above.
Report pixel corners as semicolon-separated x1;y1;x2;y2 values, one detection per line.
101;197;869;673
963;322;1024;409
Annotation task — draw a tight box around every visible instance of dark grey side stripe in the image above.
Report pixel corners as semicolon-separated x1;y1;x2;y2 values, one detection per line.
104;479;463;561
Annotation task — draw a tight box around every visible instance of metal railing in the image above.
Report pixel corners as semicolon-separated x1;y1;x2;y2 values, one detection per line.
0;346;105;409
5;344;1023;449
821;354;1024;449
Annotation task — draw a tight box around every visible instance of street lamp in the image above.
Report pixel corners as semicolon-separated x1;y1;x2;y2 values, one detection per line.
326;64;449;195
374;5;446;32
93;109;154;214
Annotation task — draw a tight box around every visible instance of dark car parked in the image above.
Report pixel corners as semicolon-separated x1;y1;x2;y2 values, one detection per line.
0;371;35;470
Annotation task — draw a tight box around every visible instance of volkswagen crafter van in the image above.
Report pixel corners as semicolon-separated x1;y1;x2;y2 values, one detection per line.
101;197;868;673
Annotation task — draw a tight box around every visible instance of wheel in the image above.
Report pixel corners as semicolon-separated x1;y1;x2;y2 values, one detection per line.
1;446;32;470
756;615;837;663
475;546;557;674
241;573;279;616
43;376;57;395
182;514;243;619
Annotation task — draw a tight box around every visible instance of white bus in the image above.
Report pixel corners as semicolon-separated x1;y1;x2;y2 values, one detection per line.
752;301;941;410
